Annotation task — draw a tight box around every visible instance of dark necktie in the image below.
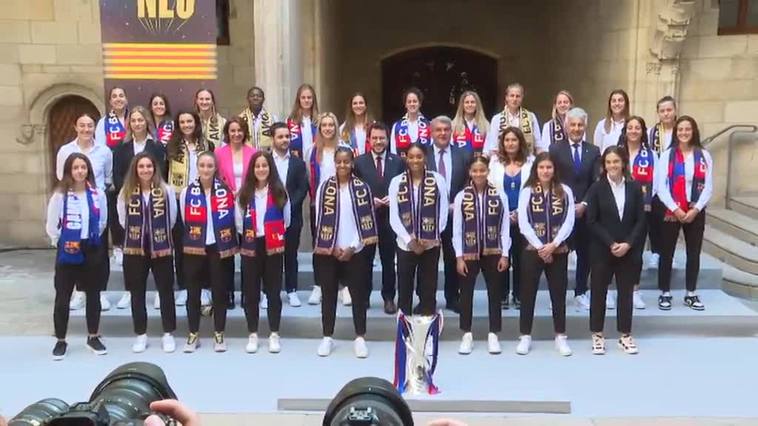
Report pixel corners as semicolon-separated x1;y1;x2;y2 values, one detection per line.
376;154;383;179
572;143;581;174
438;149;447;180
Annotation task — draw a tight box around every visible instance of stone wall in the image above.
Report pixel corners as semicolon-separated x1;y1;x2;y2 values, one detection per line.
216;0;254;118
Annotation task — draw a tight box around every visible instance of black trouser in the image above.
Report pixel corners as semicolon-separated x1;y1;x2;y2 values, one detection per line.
314;252;368;336
590;253;640;334
570;216;590;296
397;246;440;316
647;197;665;255
440;216;459;305
658;209;706;292
459;255;503;333
123;254;176;335
309;204;317;247
53;240;103;339
184;245;230;333
362;208;396;302
242;238;283;333
224;254;236;295
172;215;186;290
519;249;568;335
107;190;124;247
503;221;523;300
284;224;302;293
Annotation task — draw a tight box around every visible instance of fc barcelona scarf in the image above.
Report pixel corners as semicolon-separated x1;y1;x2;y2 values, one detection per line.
343;127;370;156
124;185;172;258
666;148;706;218
550;118;566;144
156;119;174;147
240;189;286;256
527;183;567;246
630;147;655;211
202;113;224;148
287;118;317;159
240;107;274;150
58;184;101;265
650;123;664;155
397;171;440;246
183;178;238;258
314;176;378;255
499;108;535;154
308;147;321;200
461;184;504;260
105;109;127;149
453;123;485;154
393;114;430;157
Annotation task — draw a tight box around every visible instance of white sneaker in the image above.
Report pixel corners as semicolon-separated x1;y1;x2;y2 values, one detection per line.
308;286;322;305
555;335;572;356
183;333;199;353
175;289;187;306
260;293;268;310
132;334;147;353
317;336;334;356
100;294;111;311
269;333;281;353
288;292;302;307
200;289;211;306
213;332;227;353
153;293;161;310
647;252;660;269
341;287;352;306
606;291;616;310
487;332;502;354
116;292;131;309
161;334;175;353
69;291;85;310
111;247;123;266
574;294;590;311
633;290;646;310
245;333;259;353
458;332;473;355
354;337;368;358
516;335;532;355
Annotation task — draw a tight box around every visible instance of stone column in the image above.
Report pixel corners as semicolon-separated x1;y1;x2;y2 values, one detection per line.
253;0;303;118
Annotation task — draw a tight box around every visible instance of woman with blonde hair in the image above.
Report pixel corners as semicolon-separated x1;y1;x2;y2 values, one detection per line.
540;90;575;148
194;88;227;149
451;90;489;155
339;92;374;155
287;83;320;159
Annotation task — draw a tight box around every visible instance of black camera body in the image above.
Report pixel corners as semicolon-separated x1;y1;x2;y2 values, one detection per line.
10;362;177;426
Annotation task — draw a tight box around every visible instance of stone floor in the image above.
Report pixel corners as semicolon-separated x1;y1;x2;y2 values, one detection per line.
1;249;758;425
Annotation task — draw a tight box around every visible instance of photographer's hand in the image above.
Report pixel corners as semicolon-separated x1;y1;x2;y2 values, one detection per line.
145;399;200;426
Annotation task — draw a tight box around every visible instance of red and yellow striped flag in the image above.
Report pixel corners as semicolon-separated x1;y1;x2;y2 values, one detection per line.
103;42;217;80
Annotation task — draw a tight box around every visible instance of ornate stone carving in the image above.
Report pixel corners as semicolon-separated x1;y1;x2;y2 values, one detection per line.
15;124;46;146
650;0;697;62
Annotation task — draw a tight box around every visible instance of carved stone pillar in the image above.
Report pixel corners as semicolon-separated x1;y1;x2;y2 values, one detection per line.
647;0;697;100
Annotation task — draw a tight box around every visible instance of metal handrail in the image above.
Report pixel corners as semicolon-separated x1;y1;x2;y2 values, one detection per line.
702;124;758;146
725;129;758;210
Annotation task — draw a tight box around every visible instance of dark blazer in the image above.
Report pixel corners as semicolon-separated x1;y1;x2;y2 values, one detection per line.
113;139;167;193
549;140;600;203
585;177;647;260
284;154;308;229
425;143;471;200
353;150;405;199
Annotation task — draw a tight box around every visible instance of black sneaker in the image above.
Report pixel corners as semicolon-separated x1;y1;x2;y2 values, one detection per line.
52;341;67;361
513;295;521;309
684;295;705;311
86;336;107;355
658;295;672;311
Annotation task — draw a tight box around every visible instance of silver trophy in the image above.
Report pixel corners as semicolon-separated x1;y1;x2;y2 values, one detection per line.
393;311;443;395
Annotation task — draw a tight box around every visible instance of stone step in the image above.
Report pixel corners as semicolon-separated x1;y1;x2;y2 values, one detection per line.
703;225;758;275
105;249;724;291
706;207;758;246
729;196;758;217
720;262;758;301
71;290;756;340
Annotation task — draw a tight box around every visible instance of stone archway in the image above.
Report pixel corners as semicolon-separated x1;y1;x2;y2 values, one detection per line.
380;46;498;122
46;96;101;189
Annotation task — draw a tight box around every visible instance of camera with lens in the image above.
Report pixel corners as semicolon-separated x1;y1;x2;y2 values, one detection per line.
10;362;177;426
322;377;414;426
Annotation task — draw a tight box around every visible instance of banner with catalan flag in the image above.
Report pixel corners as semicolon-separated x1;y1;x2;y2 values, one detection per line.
99;0;218;112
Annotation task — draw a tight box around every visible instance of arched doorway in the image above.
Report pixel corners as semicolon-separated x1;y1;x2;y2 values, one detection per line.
381;46;498;122
47;95;101;189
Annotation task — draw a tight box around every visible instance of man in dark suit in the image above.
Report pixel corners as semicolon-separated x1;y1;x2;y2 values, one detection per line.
548;107;600;311
354;121;406;314
425;115;472;313
270;122;309;307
